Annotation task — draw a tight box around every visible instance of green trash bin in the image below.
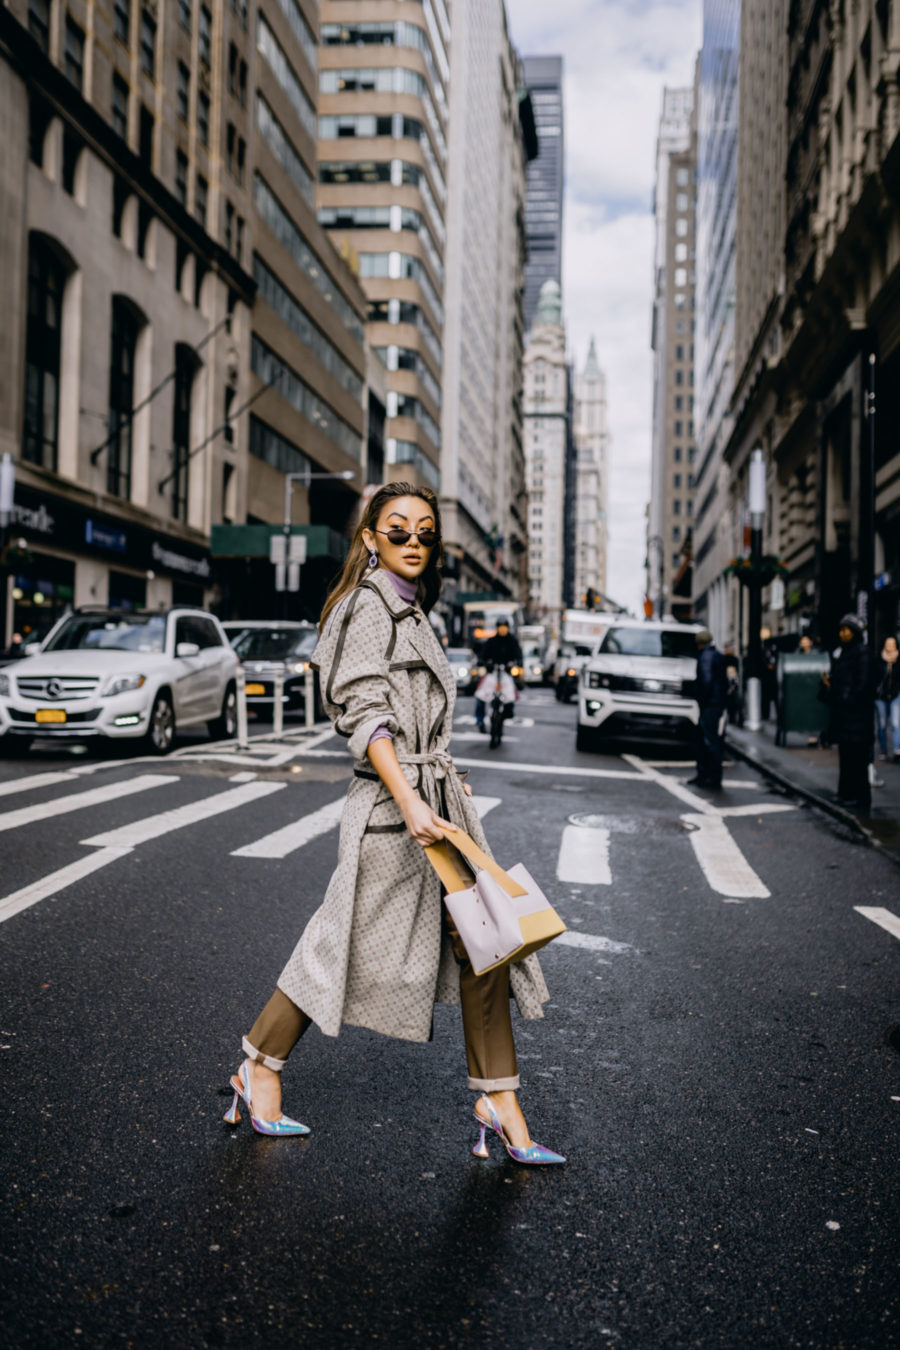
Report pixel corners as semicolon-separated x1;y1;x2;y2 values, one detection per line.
775;652;831;745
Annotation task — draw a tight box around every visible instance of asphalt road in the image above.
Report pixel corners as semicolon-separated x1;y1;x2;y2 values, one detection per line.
1;690;899;1349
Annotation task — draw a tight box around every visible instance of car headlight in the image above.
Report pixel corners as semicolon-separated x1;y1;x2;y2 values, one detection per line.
0;673;9;697
100;673;146;697
287;661;310;675
510;665;523;677
458;667;468;678
567;668;576;677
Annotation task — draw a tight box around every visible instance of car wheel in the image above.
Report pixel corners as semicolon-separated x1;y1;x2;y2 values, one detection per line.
208;684;237;740
145;693;175;755
576;723;601;753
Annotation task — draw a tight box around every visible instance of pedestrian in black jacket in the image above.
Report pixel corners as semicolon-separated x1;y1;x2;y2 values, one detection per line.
688;629;728;789
875;634;900;761
820;614;875;811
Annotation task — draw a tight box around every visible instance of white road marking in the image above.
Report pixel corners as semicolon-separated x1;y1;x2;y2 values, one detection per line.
0;847;133;925
229;771;258;783
556;822;612;886
0;774;176;834
718;803;797;818
452;758;645;781
854;907;900;943
450;733;521;743
622;754;717;814
680;813;770;898
0;771;74;798
82;780;285;847
232;795;344;858
455;715;535;728
470;795;501;819
555;931;632;954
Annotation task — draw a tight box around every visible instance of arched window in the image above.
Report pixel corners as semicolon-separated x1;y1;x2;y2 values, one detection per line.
172;343;199;520
108;297;142;498
23;237;66;470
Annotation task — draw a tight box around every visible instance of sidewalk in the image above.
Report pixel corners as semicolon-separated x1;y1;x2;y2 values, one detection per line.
725;720;900;868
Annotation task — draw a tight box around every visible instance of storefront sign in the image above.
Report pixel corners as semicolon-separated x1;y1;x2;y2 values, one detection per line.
151;541;211;579
85;518;127;553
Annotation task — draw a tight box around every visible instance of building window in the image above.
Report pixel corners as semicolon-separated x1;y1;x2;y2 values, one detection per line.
673;499;681;516
226;122;235;172
675;344;684;361
674;418;683;435
112;74;129;138
139;8;156;76
176;62;190;120
235;215;244;264
28;0;50;51
23;237;65;471
256;96;313;205
197;90;210;145
114;0;130;44
676;167;689;186
225;201;234;252
236;138;246;185
228;43;238;93
238;59;247;106
139;104;153;164
108;299;140;499
175;149;188;206
675;369;684;386
674;445;682;462
171;345;194;521
199;5;211;66
65;17;85;91
195;173;208;226
673;473;682;489
179;0;192;31
673;526;681;543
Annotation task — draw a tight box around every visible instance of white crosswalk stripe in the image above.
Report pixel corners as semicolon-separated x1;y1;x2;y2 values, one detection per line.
232;796;344;859
0;773;176;834
556;821;612;886
81;780;285;848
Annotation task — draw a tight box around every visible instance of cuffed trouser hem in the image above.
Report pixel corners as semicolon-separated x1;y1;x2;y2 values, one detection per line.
468;1074;520;1092
242;1036;288;1072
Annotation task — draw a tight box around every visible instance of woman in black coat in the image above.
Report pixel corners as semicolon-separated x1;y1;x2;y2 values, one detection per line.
820;614;875;810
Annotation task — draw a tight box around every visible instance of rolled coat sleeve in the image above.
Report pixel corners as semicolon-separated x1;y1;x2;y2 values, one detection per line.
314;589;400;760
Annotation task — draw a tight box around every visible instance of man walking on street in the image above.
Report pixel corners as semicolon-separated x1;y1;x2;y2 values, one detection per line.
819;614;876;812
688;629;728;789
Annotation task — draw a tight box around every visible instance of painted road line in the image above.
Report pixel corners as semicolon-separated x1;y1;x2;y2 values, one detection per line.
229;771;258;783
82;780;285;848
556;931;632;954
452;758;645;781
0;771;74;798
718;803;797;818
556;822;612;886
854;907;900;943
0;774;177;834
470;795;501;819
0;848;133;925
680;812;770;898
232;795;344;859
622;754;717;814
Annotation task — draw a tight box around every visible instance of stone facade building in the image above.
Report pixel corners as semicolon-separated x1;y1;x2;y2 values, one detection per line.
521;54;564;335
572;339;609;604
523;279;569;623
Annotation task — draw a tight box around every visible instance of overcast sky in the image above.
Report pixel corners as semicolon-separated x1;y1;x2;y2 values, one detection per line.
507;0;702;614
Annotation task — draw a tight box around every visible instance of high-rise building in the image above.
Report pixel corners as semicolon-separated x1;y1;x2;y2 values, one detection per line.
439;0;534;608
521;55;564;334
572;339;609;604
315;0;451;496
648;82;697;620
523;280;569;622
1;0;257;638
693;0;740;638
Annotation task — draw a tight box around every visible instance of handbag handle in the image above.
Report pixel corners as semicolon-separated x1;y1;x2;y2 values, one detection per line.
424;827;528;898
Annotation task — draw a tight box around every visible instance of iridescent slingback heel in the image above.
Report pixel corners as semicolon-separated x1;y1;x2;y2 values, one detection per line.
223;1061;310;1137
472;1093;565;1165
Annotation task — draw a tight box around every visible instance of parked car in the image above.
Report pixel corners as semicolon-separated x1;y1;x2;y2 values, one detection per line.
445;646;479;696
0;607;238;754
520;641;546;686
576;619;703;751
233;622;321;718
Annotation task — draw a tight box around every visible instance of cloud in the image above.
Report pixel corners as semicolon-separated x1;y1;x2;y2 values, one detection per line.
507;0;701;613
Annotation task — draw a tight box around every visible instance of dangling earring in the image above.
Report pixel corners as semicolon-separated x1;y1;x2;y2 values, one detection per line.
368;550;378;570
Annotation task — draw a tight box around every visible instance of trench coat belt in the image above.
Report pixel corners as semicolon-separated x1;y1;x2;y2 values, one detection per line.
394;749;458;781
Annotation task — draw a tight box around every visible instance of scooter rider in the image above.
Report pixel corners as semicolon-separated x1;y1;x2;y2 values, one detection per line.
475;622;522;733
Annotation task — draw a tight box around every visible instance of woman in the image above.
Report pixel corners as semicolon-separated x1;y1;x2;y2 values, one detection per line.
224;483;563;1165
819;614;875;811
875;634;900;761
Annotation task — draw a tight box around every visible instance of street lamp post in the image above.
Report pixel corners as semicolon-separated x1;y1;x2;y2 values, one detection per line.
745;447;766;731
275;468;356;613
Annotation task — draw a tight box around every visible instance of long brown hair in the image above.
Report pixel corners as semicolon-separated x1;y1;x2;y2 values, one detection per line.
319;481;444;629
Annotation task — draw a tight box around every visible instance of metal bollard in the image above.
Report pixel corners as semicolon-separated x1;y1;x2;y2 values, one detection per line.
273;668;284;739
304;667;315;729
236;667;249;749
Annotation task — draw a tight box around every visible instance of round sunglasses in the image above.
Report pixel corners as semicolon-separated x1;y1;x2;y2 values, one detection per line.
375;528;439;548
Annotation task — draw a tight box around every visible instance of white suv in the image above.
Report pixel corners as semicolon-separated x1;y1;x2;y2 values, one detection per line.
0;608;239;755
576;619;703;751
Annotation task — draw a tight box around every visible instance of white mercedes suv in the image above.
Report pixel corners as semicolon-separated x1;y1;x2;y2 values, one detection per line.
0;608;238;755
576;619;703;751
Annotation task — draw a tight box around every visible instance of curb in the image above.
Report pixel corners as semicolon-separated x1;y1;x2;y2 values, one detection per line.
724;733;875;844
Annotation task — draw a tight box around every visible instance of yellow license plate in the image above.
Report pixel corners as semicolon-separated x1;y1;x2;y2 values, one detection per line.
36;708;67;724
245;683;266;696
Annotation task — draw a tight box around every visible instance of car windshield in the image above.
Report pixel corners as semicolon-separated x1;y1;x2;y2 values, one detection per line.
43;614;167;653
234;629;316;661
446;649;473;664
600;626;698;659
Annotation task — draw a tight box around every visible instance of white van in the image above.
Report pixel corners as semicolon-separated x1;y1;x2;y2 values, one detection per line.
576;619;702;751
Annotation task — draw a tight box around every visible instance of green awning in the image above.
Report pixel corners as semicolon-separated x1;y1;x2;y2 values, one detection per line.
210;523;348;562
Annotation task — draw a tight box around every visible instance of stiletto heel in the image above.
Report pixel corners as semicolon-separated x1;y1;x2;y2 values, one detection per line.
472;1121;490;1158
223;1091;241;1126
473;1094;565;1166
223;1061;310;1137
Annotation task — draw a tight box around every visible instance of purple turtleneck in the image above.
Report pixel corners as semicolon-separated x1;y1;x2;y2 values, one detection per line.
368;568;418;746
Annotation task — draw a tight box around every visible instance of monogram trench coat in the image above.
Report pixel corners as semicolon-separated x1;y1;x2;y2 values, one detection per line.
276;567;549;1042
